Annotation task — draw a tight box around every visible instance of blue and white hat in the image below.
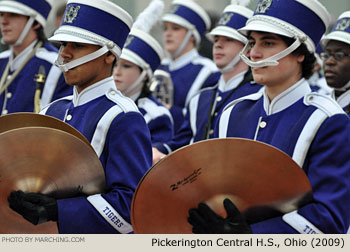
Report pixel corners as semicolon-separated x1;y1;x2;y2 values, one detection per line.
162;0;211;45
121;29;163;80
207;5;253;44
49;0;133;72
0;0;51;27
0;0;52;46
321;11;350;47
207;4;253;73
118;0;164;96
239;0;331;68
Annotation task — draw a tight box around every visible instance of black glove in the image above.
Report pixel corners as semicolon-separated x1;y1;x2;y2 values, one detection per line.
8;190;58;225
188;198;252;234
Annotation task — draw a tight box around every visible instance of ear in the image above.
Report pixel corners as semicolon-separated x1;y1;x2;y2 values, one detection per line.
105;52;116;65
33;23;41;31
297;55;305;63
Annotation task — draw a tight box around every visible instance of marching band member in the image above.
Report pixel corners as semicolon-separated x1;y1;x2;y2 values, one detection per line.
188;0;350;234
321;11;350;114
153;1;262;163
8;0;152;234
113;0;174;144
160;0;219;132
0;0;72;115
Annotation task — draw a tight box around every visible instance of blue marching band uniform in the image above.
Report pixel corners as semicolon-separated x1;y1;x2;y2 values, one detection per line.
154;4;263;154
1;0;350;234
119;26;174;144
321;11;350;114
41;77;152;233
216;81;350;233
0;0;71;115
40;0;152;233
214;0;350;234
159;0;219;132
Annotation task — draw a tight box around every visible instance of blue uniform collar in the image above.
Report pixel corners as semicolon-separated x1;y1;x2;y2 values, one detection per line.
9;40;37;71
164;48;199;71
72;76;117;106
337;88;350;109
263;78;311;115
218;70;248;92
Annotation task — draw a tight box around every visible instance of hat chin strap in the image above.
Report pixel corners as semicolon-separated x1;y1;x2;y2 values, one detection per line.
123;69;148;97
219;54;241;73
12;16;36;46
239;36;305;68
171;30;193;59
55;45;109;72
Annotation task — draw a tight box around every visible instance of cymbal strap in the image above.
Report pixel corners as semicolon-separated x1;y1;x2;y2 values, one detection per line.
0;41;43;96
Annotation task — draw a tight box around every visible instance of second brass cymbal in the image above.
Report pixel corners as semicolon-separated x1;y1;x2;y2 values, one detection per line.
131;138;312;233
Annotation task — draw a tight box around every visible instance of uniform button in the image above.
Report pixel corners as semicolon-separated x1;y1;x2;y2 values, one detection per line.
259;121;267;128
308;96;314;102
2;109;8;115
214;112;218;117
6;92;12;98
209;129;214;135
6;75;12;81
110;90;116;95
216;96;222;102
66;114;72;121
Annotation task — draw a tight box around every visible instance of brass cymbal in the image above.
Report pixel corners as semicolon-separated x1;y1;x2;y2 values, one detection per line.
0;112;92;149
0;127;105;234
131;138;312;234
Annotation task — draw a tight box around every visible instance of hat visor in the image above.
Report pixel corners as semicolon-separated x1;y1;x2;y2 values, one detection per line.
239;20;293;38
48;33;98;46
321;32;350;47
0;6;26;16
207;27;247;44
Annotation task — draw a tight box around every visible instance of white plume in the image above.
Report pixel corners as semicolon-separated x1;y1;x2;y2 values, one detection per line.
231;0;251;6
133;0;165;32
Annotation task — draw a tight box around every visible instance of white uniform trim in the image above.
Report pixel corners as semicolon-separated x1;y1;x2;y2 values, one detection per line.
292;92;346;167
283;210;324;234
40;66;62;107
218;104;232;138
87;194;133;234
292;109;327;167
218;92;264;139
163;143;172;154
138;97;173;124
188;93;200;144
185;66;214;108
91;105;123;157
303;92;345;117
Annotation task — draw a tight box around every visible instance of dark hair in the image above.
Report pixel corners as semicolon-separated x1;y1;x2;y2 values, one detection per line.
138;67;152;99
280;35;316;79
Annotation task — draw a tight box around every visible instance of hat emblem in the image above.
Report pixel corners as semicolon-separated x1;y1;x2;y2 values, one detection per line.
218;13;234;26
335;18;350;32
64;6;80;24
124;36;134;48
256;0;273;14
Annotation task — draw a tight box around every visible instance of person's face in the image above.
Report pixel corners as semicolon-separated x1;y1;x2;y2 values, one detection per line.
0;12;28;45
163;21;189;55
59;42;115;92
213;35;244;69
113;58;142;94
247;31;304;87
323;40;350;89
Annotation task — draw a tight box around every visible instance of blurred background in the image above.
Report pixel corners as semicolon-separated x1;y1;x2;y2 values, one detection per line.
2;0;349;55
